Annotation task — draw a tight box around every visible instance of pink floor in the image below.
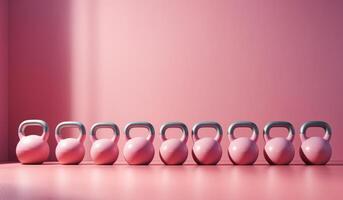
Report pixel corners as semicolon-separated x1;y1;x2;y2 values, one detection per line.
0;163;342;200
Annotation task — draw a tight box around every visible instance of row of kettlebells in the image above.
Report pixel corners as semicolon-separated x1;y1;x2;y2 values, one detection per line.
16;120;332;165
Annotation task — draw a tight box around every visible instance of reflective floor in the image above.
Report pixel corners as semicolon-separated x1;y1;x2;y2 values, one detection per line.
0;163;342;200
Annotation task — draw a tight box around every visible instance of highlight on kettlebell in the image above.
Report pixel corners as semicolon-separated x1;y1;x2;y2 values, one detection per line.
192;121;223;165
55;121;86;165
263;121;296;165
228;121;259;165
123;121;155;165
159;122;188;165
90;122;120;165
16;119;332;165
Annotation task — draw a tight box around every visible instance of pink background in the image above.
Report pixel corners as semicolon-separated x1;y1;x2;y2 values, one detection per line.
3;0;343;163
0;0;8;162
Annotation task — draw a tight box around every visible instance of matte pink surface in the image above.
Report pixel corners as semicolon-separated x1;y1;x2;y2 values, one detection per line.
300;137;332;165
228;138;259;165
264;138;295;165
160;139;188;165
7;0;343;165
16;135;49;164
55;138;85;165
0;163;342;200
90;139;119;165
0;0;8;161
192;138;222;165
123;137;155;165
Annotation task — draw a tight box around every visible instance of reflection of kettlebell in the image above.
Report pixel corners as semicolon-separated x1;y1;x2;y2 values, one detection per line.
263;121;295;165
299;121;332;165
123;122;155;165
90;122;120;165
55;121;86;165
192;121;223;165
159;122;188;165
16;120;50;164
228;121;259;165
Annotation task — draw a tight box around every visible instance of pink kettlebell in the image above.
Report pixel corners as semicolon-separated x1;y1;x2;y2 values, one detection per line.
55;121;86;165
90;122;120;165
192;121;223;165
228;121;259;165
300;121;332;165
159;122;188;165
16;119;49;164
263;121;295;165
123;122;155;165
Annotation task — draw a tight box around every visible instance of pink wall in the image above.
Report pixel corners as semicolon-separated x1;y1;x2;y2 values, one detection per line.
8;0;343;163
0;0;8;162
8;0;72;161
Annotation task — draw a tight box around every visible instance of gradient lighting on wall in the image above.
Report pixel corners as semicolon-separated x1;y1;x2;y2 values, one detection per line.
6;0;343;164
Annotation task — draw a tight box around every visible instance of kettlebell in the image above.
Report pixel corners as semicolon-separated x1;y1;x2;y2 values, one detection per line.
299;121;332;165
55;121;86;165
263;121;295;165
228;121;259;165
16;119;50;164
159;122;188;165
192;121;223;165
90;122;120;165
123;122;155;165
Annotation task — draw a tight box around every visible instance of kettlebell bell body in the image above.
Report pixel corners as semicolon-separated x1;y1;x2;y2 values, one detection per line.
300;121;332;165
16;120;50;164
159;122;188;165
192;122;223;165
90;122;120;165
123;122;155;165
263;121;295;165
55;121;86;165
228;121;259;165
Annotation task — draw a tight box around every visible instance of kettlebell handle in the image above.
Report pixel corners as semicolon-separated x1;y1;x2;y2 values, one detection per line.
228;121;259;142
18;119;49;141
300;121;331;142
263;121;295;142
90;122;120;144
55;121;86;143
192;121;223;143
124;122;155;143
160;122;188;144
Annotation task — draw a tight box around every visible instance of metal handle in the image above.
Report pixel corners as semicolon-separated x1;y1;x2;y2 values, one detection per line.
160;122;188;144
263;121;295;142
228;121;258;142
18;119;49;141
300;121;331;142
55;121;86;143
124;122;155;143
90;122;120;144
192;121;223;142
